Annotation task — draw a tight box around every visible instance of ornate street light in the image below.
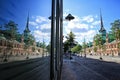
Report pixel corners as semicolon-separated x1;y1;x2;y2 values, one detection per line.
65;13;75;59
65;14;75;21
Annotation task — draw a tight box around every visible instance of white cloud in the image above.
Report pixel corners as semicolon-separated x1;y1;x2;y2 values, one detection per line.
63;14;99;44
29;16;51;44
30;14;100;45
30;16;50;29
74;30;96;44
35;16;48;23
40;23;51;30
92;20;100;25
33;30;50;42
82;15;94;23
29;21;38;26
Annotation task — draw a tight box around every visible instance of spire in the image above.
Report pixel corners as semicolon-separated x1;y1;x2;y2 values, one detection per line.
99;9;106;33
24;12;30;33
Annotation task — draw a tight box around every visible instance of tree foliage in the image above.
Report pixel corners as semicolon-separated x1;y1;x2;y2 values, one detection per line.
4;20;18;40
93;34;102;47
36;41;46;48
46;43;50;53
94;46;97;52
110;19;120;40
71;44;82;53
64;31;77;52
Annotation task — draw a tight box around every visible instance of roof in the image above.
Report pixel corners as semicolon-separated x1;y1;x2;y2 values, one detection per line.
99;26;106;32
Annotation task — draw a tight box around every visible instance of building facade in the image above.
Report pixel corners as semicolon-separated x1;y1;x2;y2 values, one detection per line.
0;14;44;59
86;11;120;56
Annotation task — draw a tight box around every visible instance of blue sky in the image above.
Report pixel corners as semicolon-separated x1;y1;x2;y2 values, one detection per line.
0;0;120;44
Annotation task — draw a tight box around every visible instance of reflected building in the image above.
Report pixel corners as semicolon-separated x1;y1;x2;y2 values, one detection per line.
86;11;120;56
0;15;44;60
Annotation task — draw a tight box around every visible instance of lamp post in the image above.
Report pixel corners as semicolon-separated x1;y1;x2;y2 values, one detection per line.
42;38;44;57
50;0;75;79
50;0;55;79
65;14;75;60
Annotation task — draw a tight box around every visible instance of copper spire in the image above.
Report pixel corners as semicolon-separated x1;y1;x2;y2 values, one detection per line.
99;9;106;33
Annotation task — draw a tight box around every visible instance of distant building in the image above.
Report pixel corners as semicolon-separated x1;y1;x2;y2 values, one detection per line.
86;11;120;56
0;14;44;58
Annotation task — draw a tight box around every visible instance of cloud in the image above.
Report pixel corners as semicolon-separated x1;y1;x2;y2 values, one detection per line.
63;14;100;44
82;15;94;23
35;16;48;23
92;20;100;26
29;21;38;26
30;14;100;45
33;30;50;42
40;23;51;30
73;30;96;44
29;16;51;44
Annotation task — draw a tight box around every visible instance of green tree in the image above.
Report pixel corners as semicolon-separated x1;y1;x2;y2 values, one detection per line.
111;19;120;40
94;34;102;48
24;34;35;46
94;46;97;53
36;41;46;48
46;43;50;53
14;33;23;42
82;39;87;53
108;31;115;42
4;20;18;40
71;44;82;53
64;31;77;52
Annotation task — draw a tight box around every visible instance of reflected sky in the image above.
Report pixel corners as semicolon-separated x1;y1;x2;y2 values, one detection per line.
0;0;120;44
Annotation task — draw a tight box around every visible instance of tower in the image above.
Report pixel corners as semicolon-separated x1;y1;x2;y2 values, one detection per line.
99;9;106;44
99;9;106;35
24;13;30;39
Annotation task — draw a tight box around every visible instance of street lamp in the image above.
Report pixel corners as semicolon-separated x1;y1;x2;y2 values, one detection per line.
65;14;75;59
42;38;44;57
65;14;75;21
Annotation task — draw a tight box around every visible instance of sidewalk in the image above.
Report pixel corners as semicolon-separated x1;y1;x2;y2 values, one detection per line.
0;55;43;64
61;58;77;80
87;55;120;63
61;56;109;80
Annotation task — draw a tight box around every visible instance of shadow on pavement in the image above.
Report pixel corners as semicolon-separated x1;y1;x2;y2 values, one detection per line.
61;55;120;80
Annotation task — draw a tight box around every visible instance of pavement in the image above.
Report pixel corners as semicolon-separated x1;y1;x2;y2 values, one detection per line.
61;58;77;80
0;54;48;64
61;55;120;80
86;55;120;63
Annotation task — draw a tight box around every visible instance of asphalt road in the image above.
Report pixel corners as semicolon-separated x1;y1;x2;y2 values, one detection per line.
62;56;120;80
1;55;120;80
0;57;50;80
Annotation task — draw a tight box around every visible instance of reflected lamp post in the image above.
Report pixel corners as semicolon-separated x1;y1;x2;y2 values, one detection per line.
65;14;75;59
65;14;75;21
42;38;44;57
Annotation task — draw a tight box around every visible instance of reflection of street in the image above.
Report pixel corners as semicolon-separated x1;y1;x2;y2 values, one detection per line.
0;53;49;63
62;55;120;80
0;57;49;80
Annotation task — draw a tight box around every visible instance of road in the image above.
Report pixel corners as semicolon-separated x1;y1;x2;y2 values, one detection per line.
0;57;50;80
62;56;120;80
1;55;120;80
